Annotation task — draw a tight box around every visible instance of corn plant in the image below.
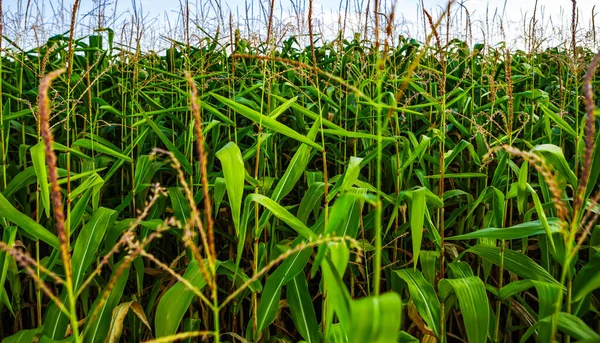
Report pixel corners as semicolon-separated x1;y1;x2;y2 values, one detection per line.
0;1;598;343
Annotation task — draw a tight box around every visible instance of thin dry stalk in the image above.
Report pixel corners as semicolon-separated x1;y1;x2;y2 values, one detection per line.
308;0;316;66
574;50;600;214
66;0;81;81
575;189;600;252
39;70;69;265
185;75;216;267
571;0;577;60
151;148;214;292
38;70;81;340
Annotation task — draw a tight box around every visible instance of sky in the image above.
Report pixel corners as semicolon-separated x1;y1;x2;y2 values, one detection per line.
1;0;598;49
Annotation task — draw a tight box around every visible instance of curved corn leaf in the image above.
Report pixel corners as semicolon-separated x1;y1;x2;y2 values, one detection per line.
72;138;132;162
168;187;191;225
531;144;577;187
43;207;117;339
572;252;600;301
349;292;402;343
297;182;326;224
71;207;117;290
311;194;360;276
322;257;352;333
256;247;312;335
155;259;209;339
1;327;42;343
211;93;321;149
395;269;440;338
0;193;59;249
410;187;427;268
439;277;489;343
241;193;317;242
521;312;600;343
106;301;150;343
447;218;562;241
216;142;245;238
31;142;50;218
327;156;364;202
466;245;561;286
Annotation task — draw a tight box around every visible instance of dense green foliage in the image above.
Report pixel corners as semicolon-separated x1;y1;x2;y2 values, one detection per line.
0;21;599;343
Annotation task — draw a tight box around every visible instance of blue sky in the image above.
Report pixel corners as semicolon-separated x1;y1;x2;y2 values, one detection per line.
2;0;598;49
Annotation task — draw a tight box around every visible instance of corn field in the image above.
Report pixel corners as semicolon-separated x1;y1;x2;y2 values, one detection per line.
0;0;599;342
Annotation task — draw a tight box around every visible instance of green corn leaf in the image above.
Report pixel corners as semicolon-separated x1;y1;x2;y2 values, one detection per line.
198;99;236;125
572;252;600;301
256;247;312;335
311;194;361;276
155;259;210;339
540;105;577;137
499;280;537;300
0;193;59;249
1;328;43;343
168;187;191;225
327;156;364;202
43;207;117;339
72;138;132;162
71;207;117;290
466;245;561;286
132;155;162;194
268;119;320;206
269;96;298;119
410;187;427;268
82;261;130;343
531;144;577;187
68;173;104;203
322;257;352;334
447;218;562;240
521;312;600;343
297;182;326;224
349;292;402;343
217;260;262;292
2;166;37;198
398;331;420;343
395;269;441;338
0;227;16;316
552;313;600;341
517;161;528;214
212;93;321;149
31;142;50;218
286;272;320;343
141;111;192;174
212;177;227;213
241;193;317;243
531;280;562;342
216;142;245;239
69;188;94;231
439;277;489;343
